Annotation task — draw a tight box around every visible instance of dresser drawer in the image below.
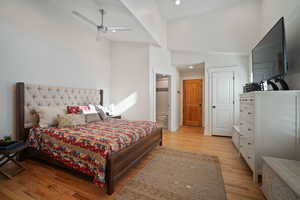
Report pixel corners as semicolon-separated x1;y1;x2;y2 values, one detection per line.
240;135;255;171
240;147;255;171
240;122;254;137
240;95;255;106
240;106;254;123
240;136;254;153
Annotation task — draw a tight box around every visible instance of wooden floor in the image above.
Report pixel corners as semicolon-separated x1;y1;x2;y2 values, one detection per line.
0;127;265;200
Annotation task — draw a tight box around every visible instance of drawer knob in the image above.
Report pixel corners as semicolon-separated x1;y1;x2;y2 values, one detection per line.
248;156;251;159
248;142;252;145
248;112;252;115
248;128;252;131
240;123;243;125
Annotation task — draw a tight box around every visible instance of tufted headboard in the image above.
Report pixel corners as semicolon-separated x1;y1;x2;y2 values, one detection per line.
15;82;103;141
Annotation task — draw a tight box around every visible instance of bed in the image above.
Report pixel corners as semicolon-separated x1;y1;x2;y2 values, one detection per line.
15;82;163;195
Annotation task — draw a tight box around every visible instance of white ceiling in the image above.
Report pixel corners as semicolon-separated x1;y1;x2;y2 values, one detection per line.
59;0;156;44
156;0;244;21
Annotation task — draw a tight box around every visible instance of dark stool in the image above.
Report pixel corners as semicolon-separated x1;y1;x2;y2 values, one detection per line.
0;141;28;179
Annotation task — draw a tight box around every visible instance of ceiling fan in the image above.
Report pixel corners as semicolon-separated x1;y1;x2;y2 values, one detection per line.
72;9;132;41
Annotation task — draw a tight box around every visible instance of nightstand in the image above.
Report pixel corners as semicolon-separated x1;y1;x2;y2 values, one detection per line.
0;141;27;179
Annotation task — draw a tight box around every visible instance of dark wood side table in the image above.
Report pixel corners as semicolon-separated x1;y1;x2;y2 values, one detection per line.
0;141;28;179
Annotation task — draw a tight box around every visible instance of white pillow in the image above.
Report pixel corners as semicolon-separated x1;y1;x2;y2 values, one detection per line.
87;104;98;114
34;106;66;128
95;105;111;115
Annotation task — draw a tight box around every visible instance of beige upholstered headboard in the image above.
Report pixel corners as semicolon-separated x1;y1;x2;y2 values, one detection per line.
16;82;103;140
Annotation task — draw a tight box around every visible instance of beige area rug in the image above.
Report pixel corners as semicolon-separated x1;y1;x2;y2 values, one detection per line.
116;148;226;200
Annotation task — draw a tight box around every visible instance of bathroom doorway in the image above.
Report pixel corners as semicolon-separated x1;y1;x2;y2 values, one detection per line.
156;74;171;130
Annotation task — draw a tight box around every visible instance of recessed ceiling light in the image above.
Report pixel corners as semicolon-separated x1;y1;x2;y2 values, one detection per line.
111;29;116;33
174;0;181;6
188;65;194;69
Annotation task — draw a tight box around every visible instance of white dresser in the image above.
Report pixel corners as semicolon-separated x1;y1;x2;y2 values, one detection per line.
239;91;300;182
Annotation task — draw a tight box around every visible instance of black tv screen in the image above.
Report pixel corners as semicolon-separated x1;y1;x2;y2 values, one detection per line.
252;17;288;83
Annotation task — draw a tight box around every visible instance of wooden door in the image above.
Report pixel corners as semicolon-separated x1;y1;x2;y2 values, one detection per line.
211;71;234;136
183;79;203;127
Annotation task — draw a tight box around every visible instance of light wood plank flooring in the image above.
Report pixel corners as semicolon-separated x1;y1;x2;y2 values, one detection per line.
0;127;265;200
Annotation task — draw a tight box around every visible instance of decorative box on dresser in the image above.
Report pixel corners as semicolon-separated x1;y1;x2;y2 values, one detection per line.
262;157;300;200
239;91;300;183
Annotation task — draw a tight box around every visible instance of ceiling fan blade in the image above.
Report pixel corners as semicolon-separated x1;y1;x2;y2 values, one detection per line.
107;26;132;32
72;11;98;28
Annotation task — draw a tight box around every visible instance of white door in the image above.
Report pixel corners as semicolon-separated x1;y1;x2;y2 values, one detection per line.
211;71;235;136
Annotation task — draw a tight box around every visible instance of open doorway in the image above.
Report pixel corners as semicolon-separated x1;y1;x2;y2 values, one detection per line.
155;74;171;130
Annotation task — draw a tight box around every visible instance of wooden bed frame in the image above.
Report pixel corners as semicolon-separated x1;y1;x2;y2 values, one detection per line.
15;82;163;195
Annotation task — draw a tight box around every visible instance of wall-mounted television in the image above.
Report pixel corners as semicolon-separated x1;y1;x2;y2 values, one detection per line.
252;17;288;83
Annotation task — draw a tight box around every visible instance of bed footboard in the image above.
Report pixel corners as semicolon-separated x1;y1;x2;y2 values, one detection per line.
106;127;163;195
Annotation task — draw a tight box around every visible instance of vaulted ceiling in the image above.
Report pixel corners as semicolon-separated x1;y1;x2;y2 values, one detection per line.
59;0;157;44
156;0;244;21
62;0;262;54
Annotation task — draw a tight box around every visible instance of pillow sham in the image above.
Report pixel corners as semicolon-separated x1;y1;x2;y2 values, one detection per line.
67;105;97;115
95;106;109;121
30;110;40;127
33;106;66;128
67;106;81;114
57;114;86;128
85;113;102;123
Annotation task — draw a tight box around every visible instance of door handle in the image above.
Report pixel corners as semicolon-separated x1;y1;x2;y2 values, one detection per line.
212;105;216;109
199;104;202;107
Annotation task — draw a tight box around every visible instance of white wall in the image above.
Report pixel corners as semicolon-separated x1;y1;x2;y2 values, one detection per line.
110;42;150;120
260;0;300;89
168;0;261;54
149;46;181;131
179;63;205;80
0;0;111;138
180;71;204;80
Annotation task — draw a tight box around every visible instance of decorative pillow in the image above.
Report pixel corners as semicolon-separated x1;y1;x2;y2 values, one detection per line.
95;105;110;114
88;104;98;113
57;114;86;128
67;106;95;114
95;106;109;121
33;106;66;128
85;113;102;123
67;106;81;114
30;110;40;127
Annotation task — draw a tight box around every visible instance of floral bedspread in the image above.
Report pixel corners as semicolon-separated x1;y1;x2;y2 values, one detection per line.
28;119;157;189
